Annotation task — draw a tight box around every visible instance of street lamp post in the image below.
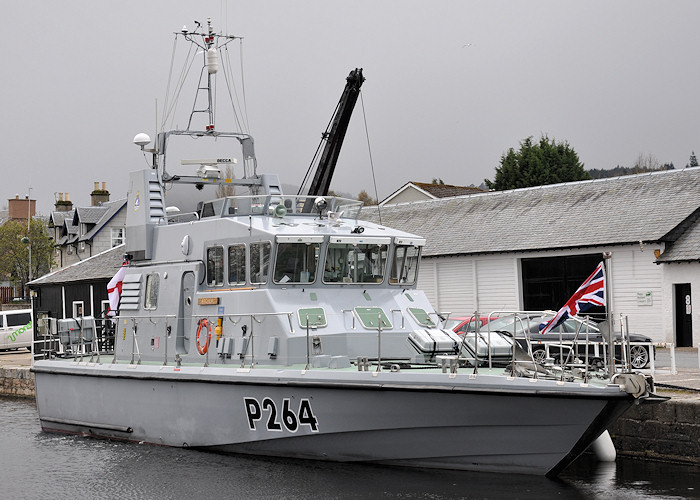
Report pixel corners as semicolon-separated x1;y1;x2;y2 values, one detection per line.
27;187;32;282
21;187;32;299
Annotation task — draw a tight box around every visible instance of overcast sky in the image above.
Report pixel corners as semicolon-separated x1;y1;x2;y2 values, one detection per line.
3;1;700;215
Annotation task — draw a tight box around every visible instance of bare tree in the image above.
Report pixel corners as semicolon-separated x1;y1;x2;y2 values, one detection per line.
215;165;236;198
632;153;661;173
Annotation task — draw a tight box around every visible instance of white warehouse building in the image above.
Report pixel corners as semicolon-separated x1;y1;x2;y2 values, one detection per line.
364;168;700;347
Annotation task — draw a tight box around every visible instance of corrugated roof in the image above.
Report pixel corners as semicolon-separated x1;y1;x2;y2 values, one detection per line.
362;168;700;258
29;245;125;286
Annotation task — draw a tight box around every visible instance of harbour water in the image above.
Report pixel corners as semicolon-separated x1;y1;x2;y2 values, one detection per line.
1;396;697;499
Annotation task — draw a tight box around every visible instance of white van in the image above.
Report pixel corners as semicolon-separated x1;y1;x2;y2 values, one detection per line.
0;309;33;351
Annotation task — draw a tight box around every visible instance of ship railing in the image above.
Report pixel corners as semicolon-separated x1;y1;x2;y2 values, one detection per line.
463;310;656;381
165;211;199;224
114;312;295;367
217;194;363;220
33;316;117;363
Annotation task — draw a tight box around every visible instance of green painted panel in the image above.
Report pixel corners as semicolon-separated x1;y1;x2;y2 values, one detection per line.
354;307;392;330
408;307;435;327
298;307;327;328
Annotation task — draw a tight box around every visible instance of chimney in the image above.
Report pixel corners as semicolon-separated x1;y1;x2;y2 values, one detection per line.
55;191;73;212
8;195;36;220
91;181;110;206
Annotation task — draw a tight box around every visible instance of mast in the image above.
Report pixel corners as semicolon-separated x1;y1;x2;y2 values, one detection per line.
186;18;218;133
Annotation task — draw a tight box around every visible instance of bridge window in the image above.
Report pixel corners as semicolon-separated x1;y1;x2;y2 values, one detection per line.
228;244;246;285
250;242;271;284
206;247;224;286
390;245;421;285
274;242;320;284
324;242;388;284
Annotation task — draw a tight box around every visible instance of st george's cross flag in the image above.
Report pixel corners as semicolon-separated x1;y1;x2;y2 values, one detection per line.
539;262;605;335
107;261;128;319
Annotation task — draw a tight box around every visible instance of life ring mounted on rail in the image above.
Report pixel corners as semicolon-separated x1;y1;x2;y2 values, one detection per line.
196;318;211;355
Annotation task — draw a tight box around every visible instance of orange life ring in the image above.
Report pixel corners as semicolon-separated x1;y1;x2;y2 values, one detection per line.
196;318;211;355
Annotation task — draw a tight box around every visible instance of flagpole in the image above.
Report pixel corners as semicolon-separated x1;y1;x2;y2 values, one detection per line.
602;251;614;376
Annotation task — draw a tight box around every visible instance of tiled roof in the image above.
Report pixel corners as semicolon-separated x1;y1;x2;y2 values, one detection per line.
74;206;108;225
656;215;700;262
411;182;485;198
49;210;75;227
29;245;125;286
362;168;700;258
80;199;126;242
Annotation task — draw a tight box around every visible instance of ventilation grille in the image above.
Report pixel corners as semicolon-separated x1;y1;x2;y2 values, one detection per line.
119;273;142;311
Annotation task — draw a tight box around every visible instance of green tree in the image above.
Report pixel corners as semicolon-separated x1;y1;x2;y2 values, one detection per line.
485;135;590;190
0;218;55;297
688;151;698;168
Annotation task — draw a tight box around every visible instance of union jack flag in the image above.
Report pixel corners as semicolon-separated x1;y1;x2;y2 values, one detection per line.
539;262;606;335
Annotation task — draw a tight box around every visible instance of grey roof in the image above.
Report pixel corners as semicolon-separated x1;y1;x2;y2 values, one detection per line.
81;199;126;242
49;209;75;227
656;218;700;263
410;182;484;198
29;245;125;286
74;206;109;225
362;168;700;258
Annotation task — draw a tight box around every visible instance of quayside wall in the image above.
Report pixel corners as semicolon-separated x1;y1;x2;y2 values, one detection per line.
609;392;700;466
1;366;698;465
1;366;35;398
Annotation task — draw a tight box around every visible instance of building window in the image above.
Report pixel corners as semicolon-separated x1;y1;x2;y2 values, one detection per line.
206;247;224;286
144;274;160;310
250;242;271;284
111;228;125;247
72;301;85;318
228;244;246;285
37;312;51;336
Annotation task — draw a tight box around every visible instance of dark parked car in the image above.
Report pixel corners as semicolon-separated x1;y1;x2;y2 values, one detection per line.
484;314;654;369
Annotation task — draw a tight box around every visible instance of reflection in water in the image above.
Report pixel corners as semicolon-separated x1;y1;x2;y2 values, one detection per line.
1;397;697;500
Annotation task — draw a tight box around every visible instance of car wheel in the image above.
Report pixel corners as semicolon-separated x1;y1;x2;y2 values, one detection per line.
630;345;649;369
532;349;547;364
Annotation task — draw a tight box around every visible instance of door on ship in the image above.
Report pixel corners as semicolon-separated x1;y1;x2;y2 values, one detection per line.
177;272;195;354
674;283;693;347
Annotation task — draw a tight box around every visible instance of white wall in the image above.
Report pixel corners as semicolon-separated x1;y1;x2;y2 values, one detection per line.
662;262;700;347
417;243;679;343
384;187;430;206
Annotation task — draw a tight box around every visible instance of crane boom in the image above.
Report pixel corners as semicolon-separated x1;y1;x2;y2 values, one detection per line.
303;68;365;197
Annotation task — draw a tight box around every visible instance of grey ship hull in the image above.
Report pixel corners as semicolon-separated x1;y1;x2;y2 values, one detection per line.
33;360;633;477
